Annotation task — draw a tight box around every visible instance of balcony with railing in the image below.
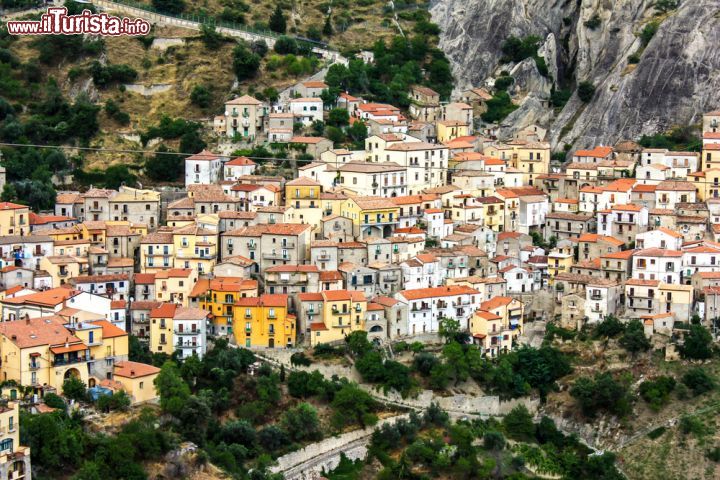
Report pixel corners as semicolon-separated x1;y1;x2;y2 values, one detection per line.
174;328;199;335
263;252;290;260
247;243;257;250
52;354;90;366
411;303;431;312
590;293;603;300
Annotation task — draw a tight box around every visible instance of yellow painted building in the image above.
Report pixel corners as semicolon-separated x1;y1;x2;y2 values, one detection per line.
113;361;160;404
0;203;29;237
39;256;87;287
548;242;574;285
0;401;31;480
46;225;84;242
436;121;469;143
154;269;195;306
309;290;367;346
140;230;174;272
149;303;208;358
702;144;720;170
285;177;323;209
470;296;524;357
233;294;294;348
688;170;720;201
172;225;218;275
149;303;176;355
340;197;400;238
0;316;128;393
192;277;259;336
485;141;550;186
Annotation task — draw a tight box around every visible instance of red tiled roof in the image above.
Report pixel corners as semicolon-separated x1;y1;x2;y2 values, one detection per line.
398;285;478;300
480;296;514;310
150;303;177;318
95;320;127;338
114;361;160;378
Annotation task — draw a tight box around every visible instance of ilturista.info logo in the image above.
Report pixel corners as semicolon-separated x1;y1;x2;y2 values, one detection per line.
6;7;151;36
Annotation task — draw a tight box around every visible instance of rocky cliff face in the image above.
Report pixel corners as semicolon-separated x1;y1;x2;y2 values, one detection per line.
431;0;720;150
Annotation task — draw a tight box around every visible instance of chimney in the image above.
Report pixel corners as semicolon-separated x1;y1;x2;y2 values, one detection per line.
130;370;135;376
24;315;29;325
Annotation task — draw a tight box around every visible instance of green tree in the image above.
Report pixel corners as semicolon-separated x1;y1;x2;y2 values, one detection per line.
331;384;376;428
570;372;632;418
154;361;190;416
438;317;462;343
200;24;224;49
68;94;100;141
327;108;349;127
103;165;136;189
412;352;439;376
682;367;716;396
639;376;676;410
281;402;322;441
442;342;469;385
274;36;298;54
258;425;290;452
503;405;535;441
325;125;344;144
500;35;541;63
483;431;505;451
594;315;625;338
681;325;713;359
43;392;67;410
346;120;367;149
305;26;322;41
269;4;287;34
144;145;183;182
190;85;212;109
640;21;659;47
323;16;334;36
62;376;87;402
577;81;596;103
619;319;651;355
429;362;451;390
96;391;131;412
654;0;679;14
22;411;85;470
152;0;185;14
8;180;56;212
180;130;206;154
346;330;372;357
232;43;261;81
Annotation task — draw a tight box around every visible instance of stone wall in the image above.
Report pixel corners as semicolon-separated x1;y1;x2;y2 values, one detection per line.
270;414;410;479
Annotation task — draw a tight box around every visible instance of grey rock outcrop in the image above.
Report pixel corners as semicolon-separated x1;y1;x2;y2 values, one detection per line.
431;0;720;150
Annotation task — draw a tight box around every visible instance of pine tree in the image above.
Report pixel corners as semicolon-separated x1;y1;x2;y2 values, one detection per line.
269;4;286;34
323;16;333;36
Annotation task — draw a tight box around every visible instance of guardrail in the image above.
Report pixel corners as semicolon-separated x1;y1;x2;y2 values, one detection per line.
91;0;346;63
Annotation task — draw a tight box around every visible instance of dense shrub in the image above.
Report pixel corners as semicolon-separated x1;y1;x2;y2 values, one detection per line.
577;81;596;103
681;367;716;396
639;376;675;410
570;372;632;418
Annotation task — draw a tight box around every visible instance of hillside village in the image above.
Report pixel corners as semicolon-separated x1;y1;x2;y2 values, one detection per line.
1;1;720;480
